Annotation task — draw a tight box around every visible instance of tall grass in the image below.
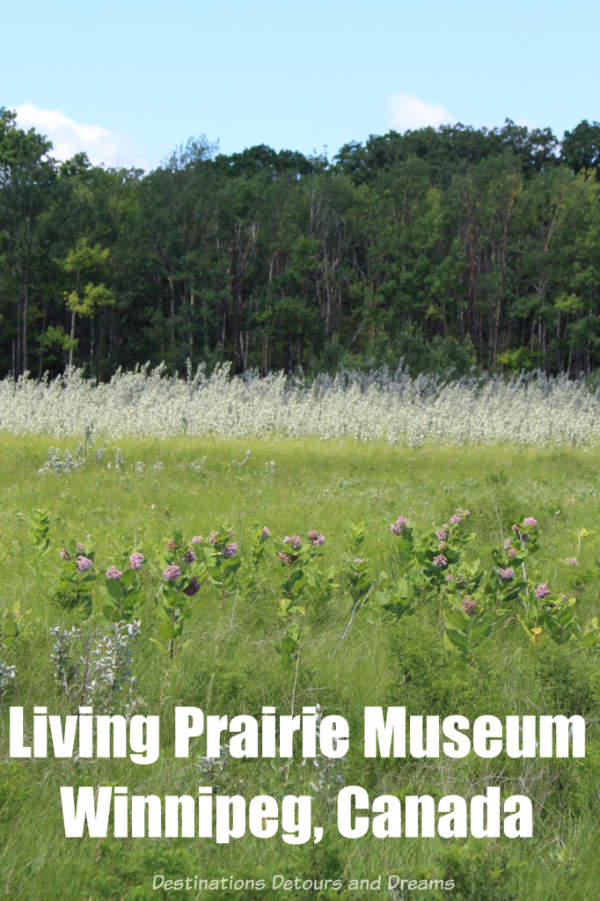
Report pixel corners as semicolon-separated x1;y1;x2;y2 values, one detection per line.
2;365;600;444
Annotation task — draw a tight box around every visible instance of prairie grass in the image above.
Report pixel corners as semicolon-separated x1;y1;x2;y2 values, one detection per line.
1;436;599;900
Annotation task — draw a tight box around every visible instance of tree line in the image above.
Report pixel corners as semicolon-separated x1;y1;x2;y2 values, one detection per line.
2;105;600;379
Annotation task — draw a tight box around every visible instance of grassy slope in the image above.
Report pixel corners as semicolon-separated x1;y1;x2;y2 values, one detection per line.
1;436;600;900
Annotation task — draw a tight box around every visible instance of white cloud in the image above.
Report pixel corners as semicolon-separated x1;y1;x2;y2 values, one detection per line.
14;103;149;170
387;92;456;132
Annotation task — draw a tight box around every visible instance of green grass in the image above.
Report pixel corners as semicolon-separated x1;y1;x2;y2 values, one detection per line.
1;436;600;900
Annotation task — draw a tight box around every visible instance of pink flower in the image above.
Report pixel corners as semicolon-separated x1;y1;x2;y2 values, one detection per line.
503;537;512;550
261;526;270;539
209;531;218;545
183;549;196;564
77;556;92;572
76;542;86;554
353;557;363;565
60;548;71;561
535;583;551;599
450;514;462;525
278;551;294;564
508;548;517;559
436;528;449;541
523;517;538;527
461;598;477;616
433;554;448;568
565;557;579;567
129;552;144;569
391;516;409;535
105;567;122;580
499;567;514;581
308;530;325;546
166;539;178;551
284;535;301;549
223;543;238;558
191;535;202;545
163;564;181;581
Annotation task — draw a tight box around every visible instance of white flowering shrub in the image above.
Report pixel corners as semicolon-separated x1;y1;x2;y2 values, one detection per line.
2;364;600;445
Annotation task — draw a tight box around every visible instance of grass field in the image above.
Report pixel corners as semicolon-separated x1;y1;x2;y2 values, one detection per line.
1;435;600;900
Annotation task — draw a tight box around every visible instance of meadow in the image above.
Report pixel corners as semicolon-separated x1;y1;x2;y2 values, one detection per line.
1;371;600;899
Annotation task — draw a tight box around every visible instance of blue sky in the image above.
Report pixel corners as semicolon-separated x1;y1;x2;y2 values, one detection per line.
2;0;599;171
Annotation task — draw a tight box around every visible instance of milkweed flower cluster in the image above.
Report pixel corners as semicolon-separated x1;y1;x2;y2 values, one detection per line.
535;583;551;599
129;552;144;569
433;554;448;568
284;535;302;549
105;567;123;580
278;552;295;565
308;530;325;546
76;556;93;573
499;567;515;581
162;564;181;581
261;526;270;539
391;516;409;535
223;543;238;558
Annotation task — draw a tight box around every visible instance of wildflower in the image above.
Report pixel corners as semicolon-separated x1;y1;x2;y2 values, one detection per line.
59;548;71;561
461;598;477;616
308;530;325;546
105;567;123;580
391;516;408;535
433;554;448;568
166;539;178;551
499;567;514;581
353;557;363;565
209;531;218;545
261;526;270;539
511;523;519;532
450;514;462;525
76;542;86;554
191;535;202;544
284;535;301;549
183;549;196;564
445;573;454;582
503;537;512;550
183;577;200;597
436;527;449;541
508;547;518;559
278;551;294;564
523;517;538;527
535;583;551;599
223;543;238;558
76;556;92;572
129;552;144;569
163;564;181;581
565;557;579;567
